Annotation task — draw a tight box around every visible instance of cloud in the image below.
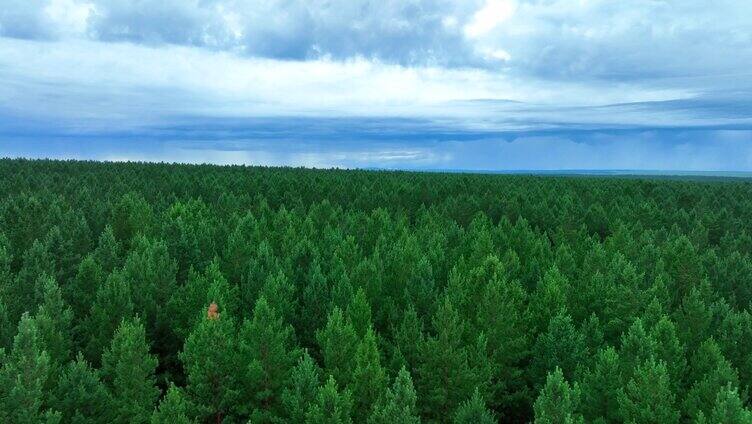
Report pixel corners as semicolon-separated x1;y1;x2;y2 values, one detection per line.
3;0;751;80
1;1;751;171
0;37;704;125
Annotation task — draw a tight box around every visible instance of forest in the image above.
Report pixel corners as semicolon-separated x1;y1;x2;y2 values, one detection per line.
1;158;752;423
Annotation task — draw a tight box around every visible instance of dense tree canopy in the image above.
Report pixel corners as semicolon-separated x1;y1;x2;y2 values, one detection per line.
0;158;751;422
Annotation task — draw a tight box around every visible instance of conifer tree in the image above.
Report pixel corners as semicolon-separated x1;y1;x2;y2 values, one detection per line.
617;359;679;424
0;313;60;424
531;311;587;386
120;236;177;333
347;287;373;339
368;367;419;424
579;346;622;423
706;384;752;424
415;298;485;422
33;276;73;384
475;272;528;413
684;338;740;421
350;327;387;422
82;272;134;365
180;301;240;423
151;384;194;424
305;375;354;424
453;388;495;424
238;295;300;421
67;255;104;323
650;315;685;391
282;351;322;423
50;353;113;424
111;192;153;248
101;317;160;424
93;225;121;273
11;239;54;319
533;367;583;424
259;270;297;327
169;260;239;341
316;307;359;387
527;266;568;333
619;319;657;378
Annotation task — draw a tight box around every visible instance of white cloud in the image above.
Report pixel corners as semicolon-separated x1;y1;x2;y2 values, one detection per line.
0;37;701;128
44;0;95;37
464;0;517;38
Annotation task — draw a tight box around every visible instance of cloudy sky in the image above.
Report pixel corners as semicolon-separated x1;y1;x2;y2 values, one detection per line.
1;0;751;171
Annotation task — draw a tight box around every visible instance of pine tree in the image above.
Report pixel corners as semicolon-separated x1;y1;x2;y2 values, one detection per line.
67;255;104;323
120;236;177;342
368;367;420;424
110;192;153;249
347;287;373;339
238;295;300;421
0;313;60;423
282;351;322;423
50;353;113;424
453;388;495;424
82;272;134;365
527;266;568;334
33;275;73;385
475;272;528;413
151;384;194;424
533;368;584;424
93;225;122;273
649;315;685;391
707;384;752;424
11;239;54;319
579;346;622;423
619;319;657;379
180;301;240;423
617;359;679;424
168;260;239;341
350;327;387;422
684;338;740;421
415;298;485;422
531;311;587;387
259;270;297;328
305;375;354;424
101;317;160;424
316;307;359;387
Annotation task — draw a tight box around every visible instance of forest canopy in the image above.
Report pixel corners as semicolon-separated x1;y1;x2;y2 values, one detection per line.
0;158;751;423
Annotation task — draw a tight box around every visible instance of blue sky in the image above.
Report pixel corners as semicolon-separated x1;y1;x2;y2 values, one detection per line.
1;0;751;171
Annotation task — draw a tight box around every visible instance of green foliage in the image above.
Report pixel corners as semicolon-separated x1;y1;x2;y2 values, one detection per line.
282;351;322;422
0;313;60;423
415;298;487;422
151;384;194;424
180;301;240;423
453;388;495;424
705;384;752;424
316;307;359;387
305;375;353;424
368;367;420;424
531;311;587;386
533;367;584;424
580;346;622;423
50;354;113;424
350;327;387;421
82;272;134;365
5;159;752;422
617;359;679;424
238;295;300;420
101;317;160;424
